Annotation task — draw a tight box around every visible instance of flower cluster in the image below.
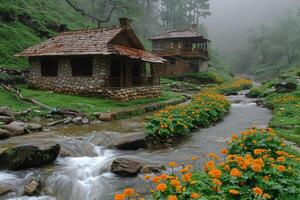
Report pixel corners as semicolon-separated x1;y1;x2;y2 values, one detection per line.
145;92;230;140
206;78;253;94
114;188;144;200
116;128;300;199
269;94;299;106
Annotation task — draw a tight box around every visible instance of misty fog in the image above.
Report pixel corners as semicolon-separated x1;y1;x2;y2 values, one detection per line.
204;0;300;57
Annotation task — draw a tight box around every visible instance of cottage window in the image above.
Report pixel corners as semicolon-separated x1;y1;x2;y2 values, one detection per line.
41;57;58;77
71;56;93;77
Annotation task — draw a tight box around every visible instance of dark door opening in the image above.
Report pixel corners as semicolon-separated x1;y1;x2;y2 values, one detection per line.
131;63;141;86
110;59;125;87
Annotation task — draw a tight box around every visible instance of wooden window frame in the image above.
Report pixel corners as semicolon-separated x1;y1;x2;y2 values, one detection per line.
71;56;93;77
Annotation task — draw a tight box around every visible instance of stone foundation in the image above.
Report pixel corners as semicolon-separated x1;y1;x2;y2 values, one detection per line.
105;86;161;101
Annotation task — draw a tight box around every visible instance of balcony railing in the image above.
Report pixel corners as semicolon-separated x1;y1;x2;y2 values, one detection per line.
154;48;208;59
106;76;160;89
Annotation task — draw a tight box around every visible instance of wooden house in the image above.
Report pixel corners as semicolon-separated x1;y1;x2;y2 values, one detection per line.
16;18;165;101
149;25;210;76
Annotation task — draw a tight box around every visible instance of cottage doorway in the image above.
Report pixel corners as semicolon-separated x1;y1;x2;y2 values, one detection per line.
131;62;141;86
110;59;123;87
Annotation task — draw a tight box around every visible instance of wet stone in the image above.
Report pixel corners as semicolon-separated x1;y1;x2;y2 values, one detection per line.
0;116;14;124
0;106;15;118
24;179;41;196
111;158;142;177
3;121;25;135
110;133;147;150
0;185;12;196
0;129;10;140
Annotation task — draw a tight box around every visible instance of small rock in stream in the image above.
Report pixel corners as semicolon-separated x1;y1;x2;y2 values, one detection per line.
0;116;14;124
0;186;12;196
0;106;15;118
3;121;25;135
47;119;64;126
0;144;60;170
24;179;42;196
63;117;72;124
111;158;143;177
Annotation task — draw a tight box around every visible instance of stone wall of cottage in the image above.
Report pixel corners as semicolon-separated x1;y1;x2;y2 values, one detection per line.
28;56;109;95
105;85;161;101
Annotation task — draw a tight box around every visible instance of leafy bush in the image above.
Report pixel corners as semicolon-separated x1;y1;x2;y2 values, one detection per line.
166;72;224;85
145;92;230;141
116;128;300;200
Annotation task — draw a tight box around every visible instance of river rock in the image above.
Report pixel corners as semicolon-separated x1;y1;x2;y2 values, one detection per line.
111;158;142;177
3;121;25;135
0;144;60;170
63;117;72;124
0;129;10;140
0;106;15;118
0;186;12;196
24;179;41;196
110;133;147;150
98;113;115;121
47;119;64;126
26;123;42;132
274;82;297;93
0;116;14;124
142;165;165;174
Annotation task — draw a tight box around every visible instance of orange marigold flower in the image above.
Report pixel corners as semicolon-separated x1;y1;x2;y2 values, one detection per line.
230;168;242;177
156;183;167;192
182;173;192;182
168;195;178;200
277;157;285;162
229;189;239;195
263;193;271;199
170;179;181;187
220;148;228;154
251;163;263;172
263;175;270;181
169;162;177;167
208;169;222;179
253;187;263;196
114;194;125;200
179;167;189;173
212;179;222;186
277;165;286;172
190;192;201;199
224;165;230;171
231;134;238;140
152;176;161;184
123;188;135;197
160;174;168;180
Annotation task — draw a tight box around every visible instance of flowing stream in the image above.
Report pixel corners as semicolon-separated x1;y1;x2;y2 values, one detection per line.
0;91;272;200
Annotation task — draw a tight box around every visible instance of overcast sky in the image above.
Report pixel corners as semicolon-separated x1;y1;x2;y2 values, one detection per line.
203;0;300;56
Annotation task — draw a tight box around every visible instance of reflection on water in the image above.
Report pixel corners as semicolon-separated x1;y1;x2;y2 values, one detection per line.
0;91;273;200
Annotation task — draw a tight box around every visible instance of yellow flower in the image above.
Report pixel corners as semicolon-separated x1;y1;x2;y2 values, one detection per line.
123;188;135;197
190;192;201;199
114;194;125;200
144;175;151;180
169;162;177;167
191;156;199;161
229;189;239;195
156;183;167;192
253;187;263;196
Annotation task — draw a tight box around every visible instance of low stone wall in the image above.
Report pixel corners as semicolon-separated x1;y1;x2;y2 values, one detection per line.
0;67;28;84
105;85;161;101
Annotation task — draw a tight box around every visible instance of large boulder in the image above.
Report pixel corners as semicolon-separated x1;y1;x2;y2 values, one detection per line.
111;158;142;177
110;133;147;150
0;144;60;170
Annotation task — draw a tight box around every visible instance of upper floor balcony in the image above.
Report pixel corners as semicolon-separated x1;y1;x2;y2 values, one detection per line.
153;48;209;60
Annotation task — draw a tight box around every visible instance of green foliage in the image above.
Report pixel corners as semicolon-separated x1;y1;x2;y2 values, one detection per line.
166;72;224;85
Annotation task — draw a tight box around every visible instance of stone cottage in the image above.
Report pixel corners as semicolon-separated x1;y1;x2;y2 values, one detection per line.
150;25;210;76
16;18;165;101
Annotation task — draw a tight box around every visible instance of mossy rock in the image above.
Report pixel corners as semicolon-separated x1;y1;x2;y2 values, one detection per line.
0;144;60;170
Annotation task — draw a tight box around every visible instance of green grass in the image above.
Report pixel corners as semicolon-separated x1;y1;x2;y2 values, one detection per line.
0;85;183;114
249;66;300;145
0;0;94;68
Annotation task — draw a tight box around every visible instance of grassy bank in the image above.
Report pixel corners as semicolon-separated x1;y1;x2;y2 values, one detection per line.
248;67;300;145
0;85;183;114
116;128;300;200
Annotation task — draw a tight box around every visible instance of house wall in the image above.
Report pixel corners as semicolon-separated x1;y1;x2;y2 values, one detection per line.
28;55;161;101
28;56;109;95
153;58;191;76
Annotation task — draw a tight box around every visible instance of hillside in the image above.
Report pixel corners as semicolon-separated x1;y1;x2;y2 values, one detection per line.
0;0;94;68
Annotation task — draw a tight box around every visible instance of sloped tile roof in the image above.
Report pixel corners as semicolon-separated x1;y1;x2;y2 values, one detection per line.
16;27;124;57
149;30;210;41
